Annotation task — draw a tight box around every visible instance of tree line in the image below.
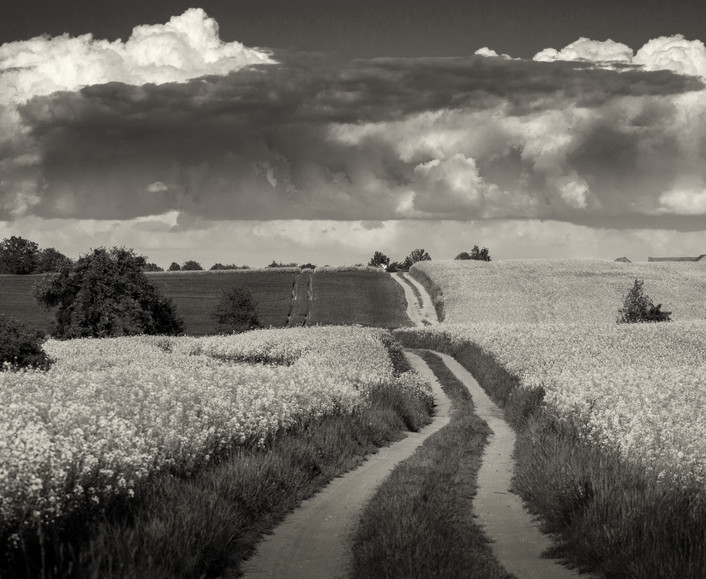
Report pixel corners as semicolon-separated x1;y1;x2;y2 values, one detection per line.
368;245;491;271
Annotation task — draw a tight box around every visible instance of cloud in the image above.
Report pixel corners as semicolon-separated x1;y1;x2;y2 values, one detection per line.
534;38;633;65
532;34;706;79
0;8;273;104
1;15;706;234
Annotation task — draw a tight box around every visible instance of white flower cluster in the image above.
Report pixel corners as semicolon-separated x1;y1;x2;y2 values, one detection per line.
408;320;706;486
0;327;430;535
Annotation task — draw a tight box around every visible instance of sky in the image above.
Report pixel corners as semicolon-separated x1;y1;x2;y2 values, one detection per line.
1;2;706;267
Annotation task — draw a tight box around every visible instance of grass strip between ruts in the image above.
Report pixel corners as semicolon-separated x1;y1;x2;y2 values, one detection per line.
351;350;512;579
395;330;706;578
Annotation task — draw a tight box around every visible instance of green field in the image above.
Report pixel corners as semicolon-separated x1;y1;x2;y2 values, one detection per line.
0;269;411;335
308;271;413;328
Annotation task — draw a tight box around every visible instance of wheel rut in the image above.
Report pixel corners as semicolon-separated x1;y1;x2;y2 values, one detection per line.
239;351;451;579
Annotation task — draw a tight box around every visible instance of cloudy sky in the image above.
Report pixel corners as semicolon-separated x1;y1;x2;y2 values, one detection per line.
1;2;705;267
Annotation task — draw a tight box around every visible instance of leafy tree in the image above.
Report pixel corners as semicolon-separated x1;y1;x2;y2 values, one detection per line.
300;263;316;270
35;247;73;273
141;262;164;272
168;262;181;271
181;260;203;271
0;315;52;371
617;279;671;323
0;236;39;274
408;248;431;264
212;286;260;333
210;263;251;271
397;248;432;270
368;251;390;268
34;247;184;338
456;245;491;261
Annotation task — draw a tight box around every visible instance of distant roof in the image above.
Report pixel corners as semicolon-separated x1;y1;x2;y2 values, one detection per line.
614;256;631;263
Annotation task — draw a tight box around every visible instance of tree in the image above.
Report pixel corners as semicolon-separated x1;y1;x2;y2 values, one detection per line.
141;262;164;272
617;279;671;323
408;248;431;264
34;247;184;338
181;260;203;271
456;245;491;261
168;262;181;271
35;247;73;273
0;236;39;274
0;315;52;371
368;251;390;268
212;286;259;333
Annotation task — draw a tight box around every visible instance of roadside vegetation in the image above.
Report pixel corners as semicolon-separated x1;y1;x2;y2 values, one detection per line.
352;350;511;579
396;323;706;577
0;329;433;578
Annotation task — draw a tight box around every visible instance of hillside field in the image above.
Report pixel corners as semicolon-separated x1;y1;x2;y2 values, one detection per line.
0;269;410;335
411;259;706;323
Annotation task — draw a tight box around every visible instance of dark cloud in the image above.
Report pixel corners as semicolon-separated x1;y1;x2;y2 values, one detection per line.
4;54;706;226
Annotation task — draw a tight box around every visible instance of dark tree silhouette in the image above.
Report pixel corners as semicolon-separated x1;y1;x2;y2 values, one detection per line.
34;247;184;338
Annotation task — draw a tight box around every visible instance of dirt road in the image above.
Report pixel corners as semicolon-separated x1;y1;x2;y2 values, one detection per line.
239;351;451;578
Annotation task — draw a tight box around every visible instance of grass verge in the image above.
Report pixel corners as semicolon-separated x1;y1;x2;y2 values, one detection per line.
1;342;432;579
395;329;706;578
407;266;445;322
351;350;511;579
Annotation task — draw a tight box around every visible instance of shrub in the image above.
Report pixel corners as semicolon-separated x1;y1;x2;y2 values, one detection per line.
212;286;260;333
0;315;52;370
168;262;181;271
617;279;671;323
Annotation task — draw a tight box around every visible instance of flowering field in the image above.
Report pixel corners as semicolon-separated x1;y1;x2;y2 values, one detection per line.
403;258;706;485
403;322;706;485
0;326;431;540
411;259;706;323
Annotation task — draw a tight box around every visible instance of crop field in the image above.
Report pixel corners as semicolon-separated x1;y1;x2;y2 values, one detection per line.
403;320;706;484
0;269;410;335
0;275;55;333
411;259;706;324
0;326;432;543
308;270;412;328
403;259;706;477
147;270;296;333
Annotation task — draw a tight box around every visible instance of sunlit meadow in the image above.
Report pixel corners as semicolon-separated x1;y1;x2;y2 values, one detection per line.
0;326;431;542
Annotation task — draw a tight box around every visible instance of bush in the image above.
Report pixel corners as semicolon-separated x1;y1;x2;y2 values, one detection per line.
212;286;260;333
617;279;671;323
0;315;52;371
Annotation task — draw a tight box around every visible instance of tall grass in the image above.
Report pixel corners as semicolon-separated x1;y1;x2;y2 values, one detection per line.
352;351;511;579
395;330;706;578
1;380;433;578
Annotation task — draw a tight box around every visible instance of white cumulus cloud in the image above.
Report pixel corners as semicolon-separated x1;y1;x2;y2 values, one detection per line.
533;37;633;64
0;8;274;105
